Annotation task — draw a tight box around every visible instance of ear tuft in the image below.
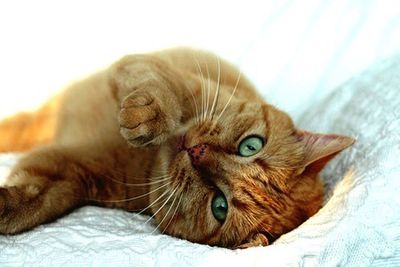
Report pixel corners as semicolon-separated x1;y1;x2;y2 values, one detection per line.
298;131;355;174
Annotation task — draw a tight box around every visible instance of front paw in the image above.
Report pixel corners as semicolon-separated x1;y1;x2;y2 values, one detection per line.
236;232;270;249
119;91;179;146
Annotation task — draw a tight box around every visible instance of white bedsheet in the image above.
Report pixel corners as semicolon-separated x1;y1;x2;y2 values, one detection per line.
1;57;400;266
1;1;400;266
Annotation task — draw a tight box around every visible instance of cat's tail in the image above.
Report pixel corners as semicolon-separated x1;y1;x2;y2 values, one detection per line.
0;97;60;153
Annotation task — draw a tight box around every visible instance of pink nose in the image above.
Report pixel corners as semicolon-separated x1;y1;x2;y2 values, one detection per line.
187;144;208;166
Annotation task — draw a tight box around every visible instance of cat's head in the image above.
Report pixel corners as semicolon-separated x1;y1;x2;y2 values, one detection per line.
150;94;354;248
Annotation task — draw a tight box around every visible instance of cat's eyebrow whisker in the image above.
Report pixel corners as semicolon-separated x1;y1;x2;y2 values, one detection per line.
213;70;241;128
184;56;201;125
201;69;206;122
151;190;179;234
205;62;211;123
209;57;221;120
144;186;177;226
161;192;183;235
186;85;201;125
94;181;172;203
193;57;207;123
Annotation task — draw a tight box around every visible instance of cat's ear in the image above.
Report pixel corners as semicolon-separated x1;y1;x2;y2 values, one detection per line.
297;131;355;174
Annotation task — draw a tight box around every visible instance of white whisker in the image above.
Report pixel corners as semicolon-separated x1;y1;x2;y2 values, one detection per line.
193;57;207;122
97;181;171;203
107;175;170;187
151;191;179;234
205;62;211;122
213;70;241;126
145;186;177;225
209;57;221;120
161;193;183;235
186;85;201;125
137;188;171;215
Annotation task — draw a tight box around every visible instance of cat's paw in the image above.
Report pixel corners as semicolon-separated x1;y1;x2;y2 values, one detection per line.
236;233;270;249
119;90;179;146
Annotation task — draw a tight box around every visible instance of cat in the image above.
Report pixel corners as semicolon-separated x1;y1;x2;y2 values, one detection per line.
0;48;354;248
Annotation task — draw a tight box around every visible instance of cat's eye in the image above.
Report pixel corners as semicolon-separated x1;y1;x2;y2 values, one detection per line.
238;136;264;157
211;192;228;222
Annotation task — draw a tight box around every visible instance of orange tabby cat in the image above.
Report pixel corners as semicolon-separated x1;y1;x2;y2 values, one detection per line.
0;48;354;248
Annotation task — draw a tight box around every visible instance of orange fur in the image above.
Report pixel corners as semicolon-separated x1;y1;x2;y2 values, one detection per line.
0;96;60;152
0;48;354;248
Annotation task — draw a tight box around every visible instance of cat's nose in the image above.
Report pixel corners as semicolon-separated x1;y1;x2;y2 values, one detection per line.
186;143;208;167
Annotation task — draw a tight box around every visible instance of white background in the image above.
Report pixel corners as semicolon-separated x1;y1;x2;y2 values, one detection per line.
0;0;399;120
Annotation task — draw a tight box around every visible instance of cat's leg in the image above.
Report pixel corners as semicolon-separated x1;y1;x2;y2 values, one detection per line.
0;144;133;234
109;55;196;147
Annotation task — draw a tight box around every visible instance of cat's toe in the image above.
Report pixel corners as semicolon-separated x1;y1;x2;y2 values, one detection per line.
120;124;157;146
119;102;158;129
119;92;171;146
121;92;154;109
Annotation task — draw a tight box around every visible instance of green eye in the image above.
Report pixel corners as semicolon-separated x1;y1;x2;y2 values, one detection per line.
211;192;228;222
238;136;264;157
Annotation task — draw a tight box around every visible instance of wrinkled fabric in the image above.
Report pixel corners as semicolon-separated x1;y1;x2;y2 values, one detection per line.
1;55;399;266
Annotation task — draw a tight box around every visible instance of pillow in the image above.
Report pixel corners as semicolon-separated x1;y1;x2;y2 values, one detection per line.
1;56;399;266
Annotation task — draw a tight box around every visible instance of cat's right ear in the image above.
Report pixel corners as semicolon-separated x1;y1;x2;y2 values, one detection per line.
297;130;355;175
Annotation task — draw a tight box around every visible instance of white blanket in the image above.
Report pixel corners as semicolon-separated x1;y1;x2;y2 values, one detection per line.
1;56;400;266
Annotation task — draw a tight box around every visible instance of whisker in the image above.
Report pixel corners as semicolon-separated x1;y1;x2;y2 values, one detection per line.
265;229;276;240
136;188;171;215
88;158;167;180
94;181;171;203
106;175;170;187
209;57;221;120
145;186;177;225
212;70;241;127
82;160;170;187
151;191;179;234
205;62;211;122
161;192;183;235
186;85;201;125
193;57;207;123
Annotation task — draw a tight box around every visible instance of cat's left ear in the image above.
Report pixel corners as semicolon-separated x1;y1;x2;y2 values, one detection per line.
297;131;355;174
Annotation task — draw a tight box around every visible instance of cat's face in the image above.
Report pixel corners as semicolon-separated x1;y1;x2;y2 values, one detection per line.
150;98;353;248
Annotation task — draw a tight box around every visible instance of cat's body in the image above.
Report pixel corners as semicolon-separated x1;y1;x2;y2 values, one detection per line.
0;48;354;248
